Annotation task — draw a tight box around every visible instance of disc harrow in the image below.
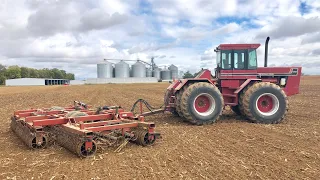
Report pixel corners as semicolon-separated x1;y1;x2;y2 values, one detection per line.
11;101;161;158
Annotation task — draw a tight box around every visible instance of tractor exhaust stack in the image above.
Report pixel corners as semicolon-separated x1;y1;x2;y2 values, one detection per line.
264;36;270;67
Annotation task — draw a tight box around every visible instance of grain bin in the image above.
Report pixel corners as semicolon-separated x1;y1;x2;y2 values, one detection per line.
160;68;171;80
153;68;161;80
146;68;152;77
115;60;130;78
132;61;146;77
97;61;113;78
169;64;178;80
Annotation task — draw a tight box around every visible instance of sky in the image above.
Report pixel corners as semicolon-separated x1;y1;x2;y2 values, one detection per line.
0;0;320;79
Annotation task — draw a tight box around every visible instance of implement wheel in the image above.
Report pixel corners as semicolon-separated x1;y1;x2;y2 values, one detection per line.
135;130;156;146
180;82;224;125
76;140;97;158
240;82;288;124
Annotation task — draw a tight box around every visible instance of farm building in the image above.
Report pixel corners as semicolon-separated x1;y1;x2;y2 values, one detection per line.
86;77;158;84
5;78;70;86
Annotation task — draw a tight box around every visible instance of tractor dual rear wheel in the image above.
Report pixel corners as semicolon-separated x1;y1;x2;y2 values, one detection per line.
175;85;189;119
241;82;288;124
180;82;224;125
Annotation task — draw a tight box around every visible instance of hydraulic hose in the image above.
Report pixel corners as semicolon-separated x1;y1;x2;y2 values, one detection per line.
130;99;164;114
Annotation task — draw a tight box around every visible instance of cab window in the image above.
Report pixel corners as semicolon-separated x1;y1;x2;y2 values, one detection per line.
221;50;232;69
248;49;257;69
234;50;246;69
216;51;221;67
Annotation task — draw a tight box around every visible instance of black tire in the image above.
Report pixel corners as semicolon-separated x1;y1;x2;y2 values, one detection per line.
241;82;288;124
164;89;170;107
180;82;224;125
239;82;256;118
230;105;242;116
175;85;188;118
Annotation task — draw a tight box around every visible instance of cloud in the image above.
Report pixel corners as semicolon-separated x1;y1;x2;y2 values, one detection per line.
201;55;214;60
212;22;241;36
78;10;128;32
127;40;179;54
26;1;130;37
301;32;320;44
311;49;320;55
256;16;320;39
1;0;320;79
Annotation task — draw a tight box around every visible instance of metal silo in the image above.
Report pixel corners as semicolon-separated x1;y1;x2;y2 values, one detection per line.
132;61;146;77
169;64;178;80
161;68;171;80
115;60;130;78
153;68;161;80
97;61;113;78
146;68;152;77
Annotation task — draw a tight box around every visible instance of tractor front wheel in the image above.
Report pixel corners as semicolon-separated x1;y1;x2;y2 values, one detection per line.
180;82;224;125
241;82;288;124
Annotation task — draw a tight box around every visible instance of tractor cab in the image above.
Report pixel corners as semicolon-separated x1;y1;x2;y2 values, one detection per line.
214;44;261;78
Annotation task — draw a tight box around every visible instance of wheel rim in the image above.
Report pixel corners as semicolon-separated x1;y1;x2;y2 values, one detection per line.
144;132;156;145
78;140;97;157
31;136;47;149
193;93;215;116
255;93;280;116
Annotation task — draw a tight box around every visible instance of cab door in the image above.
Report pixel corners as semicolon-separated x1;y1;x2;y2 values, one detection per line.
218;50;233;80
232;49;258;79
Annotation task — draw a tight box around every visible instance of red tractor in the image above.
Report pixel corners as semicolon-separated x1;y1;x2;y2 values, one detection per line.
164;37;302;125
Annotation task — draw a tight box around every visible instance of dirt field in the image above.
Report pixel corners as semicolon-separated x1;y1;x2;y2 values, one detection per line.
0;76;319;180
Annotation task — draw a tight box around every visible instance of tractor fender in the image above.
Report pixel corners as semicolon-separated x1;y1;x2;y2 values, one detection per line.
174;79;216;92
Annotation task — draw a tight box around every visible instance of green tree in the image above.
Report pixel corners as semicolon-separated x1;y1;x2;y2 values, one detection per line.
66;73;75;80
51;68;64;79
183;71;194;78
60;70;67;78
5;65;21;79
0;74;6;85
39;68;54;78
29;68;39;78
20;67;30;78
0;64;6;85
193;69;204;78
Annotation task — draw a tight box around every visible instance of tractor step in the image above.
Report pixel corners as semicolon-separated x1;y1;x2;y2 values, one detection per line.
225;103;237;106
223;94;237;97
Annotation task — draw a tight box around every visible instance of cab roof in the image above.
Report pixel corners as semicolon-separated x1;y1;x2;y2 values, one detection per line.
217;44;261;50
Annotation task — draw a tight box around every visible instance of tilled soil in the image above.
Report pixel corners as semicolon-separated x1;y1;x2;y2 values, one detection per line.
0;76;319;180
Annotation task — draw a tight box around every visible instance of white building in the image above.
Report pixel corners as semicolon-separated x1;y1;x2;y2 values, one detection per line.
86;77;158;84
5;78;70;86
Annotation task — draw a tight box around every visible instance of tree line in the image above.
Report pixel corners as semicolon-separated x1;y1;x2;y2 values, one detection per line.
183;70;202;78
0;64;75;85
